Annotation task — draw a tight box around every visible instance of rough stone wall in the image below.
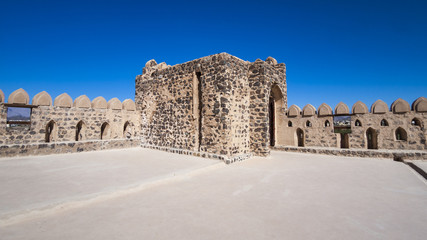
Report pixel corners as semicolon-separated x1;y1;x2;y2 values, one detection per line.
0;89;141;157
350;112;426;150
0;106;140;144
136;53;287;158
280;99;427;151
248;59;287;156
284;115;337;147
2;53;426;161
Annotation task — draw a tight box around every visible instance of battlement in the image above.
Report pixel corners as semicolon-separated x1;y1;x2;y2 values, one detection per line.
1;88;137;111
0;53;425;161
0;88;141;158
280;98;426;153
287;97;427;117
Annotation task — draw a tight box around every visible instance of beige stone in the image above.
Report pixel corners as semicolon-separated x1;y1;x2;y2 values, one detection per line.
91;96;107;109
334;102;349;115
412;97;427;112
390;98;410;113
0;89;4;103
8;88;30;105
0;53;425;160
74;95;91;108
157;62;169;70
122;99;136;111
145;59;157;68
352;101;368;114
371;100;388;114
265;56;277;65
32;91;52;106
108;98;122;110
317;103;332;116
54;93;73;108
302;104;316;117
288;105;301;117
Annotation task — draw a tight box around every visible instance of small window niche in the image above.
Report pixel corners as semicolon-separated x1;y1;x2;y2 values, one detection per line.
411;118;421;127
6;107;32;130
380;119;389;126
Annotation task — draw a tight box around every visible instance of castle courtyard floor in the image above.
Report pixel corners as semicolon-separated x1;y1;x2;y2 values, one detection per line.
1;148;426;240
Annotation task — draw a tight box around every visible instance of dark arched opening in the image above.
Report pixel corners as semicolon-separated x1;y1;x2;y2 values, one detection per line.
380;119;389;126
324;120;330;127
411;118;421;127
340;133;349;148
355;119;362;127
101;122;110;140
123;121;132;139
75;121;86;141
269;95;275;146
296;128;304;147
395;127;407;141
366;128;378;149
45;120;56;143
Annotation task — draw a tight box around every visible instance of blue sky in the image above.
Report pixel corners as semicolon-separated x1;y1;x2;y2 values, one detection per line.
1;0;426;109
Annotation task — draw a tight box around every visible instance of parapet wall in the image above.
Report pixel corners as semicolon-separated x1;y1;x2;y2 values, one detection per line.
1;53;426;161
281;97;427;151
0;88;141;157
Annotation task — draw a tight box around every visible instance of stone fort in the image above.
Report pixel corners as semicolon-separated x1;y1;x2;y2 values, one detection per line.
1;53;426;162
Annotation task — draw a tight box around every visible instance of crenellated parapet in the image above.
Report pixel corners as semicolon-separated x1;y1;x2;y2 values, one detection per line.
285;97;427;117
281;97;426;151
1;88;138;111
1;53;425;161
0;88;141;151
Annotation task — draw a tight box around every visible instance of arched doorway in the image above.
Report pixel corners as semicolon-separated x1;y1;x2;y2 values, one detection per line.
269;95;275;146
340;133;349;148
296;128;304;147
268;84;285;147
366;128;377;149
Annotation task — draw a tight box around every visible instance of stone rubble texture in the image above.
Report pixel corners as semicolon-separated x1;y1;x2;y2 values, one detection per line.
0;53;426;160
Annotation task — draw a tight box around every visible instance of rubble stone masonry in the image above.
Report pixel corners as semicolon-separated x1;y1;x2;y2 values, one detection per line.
0;53;426;161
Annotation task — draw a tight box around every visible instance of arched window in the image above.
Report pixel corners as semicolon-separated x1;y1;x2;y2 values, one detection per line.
380;119;389;126
324;120;330;127
101;122;111;140
123;121;132;139
395;127;407;141
75;121;86;141
306;120;312;127
45;120;56;143
411;118;421;127
355;120;362;127
288;121;293;127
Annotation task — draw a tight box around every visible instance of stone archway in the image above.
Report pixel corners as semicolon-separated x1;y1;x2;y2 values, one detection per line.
268;84;285;147
366;128;378;149
296;128;304;147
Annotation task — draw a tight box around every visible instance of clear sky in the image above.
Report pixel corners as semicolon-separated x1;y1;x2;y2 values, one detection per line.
1;0;426;110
